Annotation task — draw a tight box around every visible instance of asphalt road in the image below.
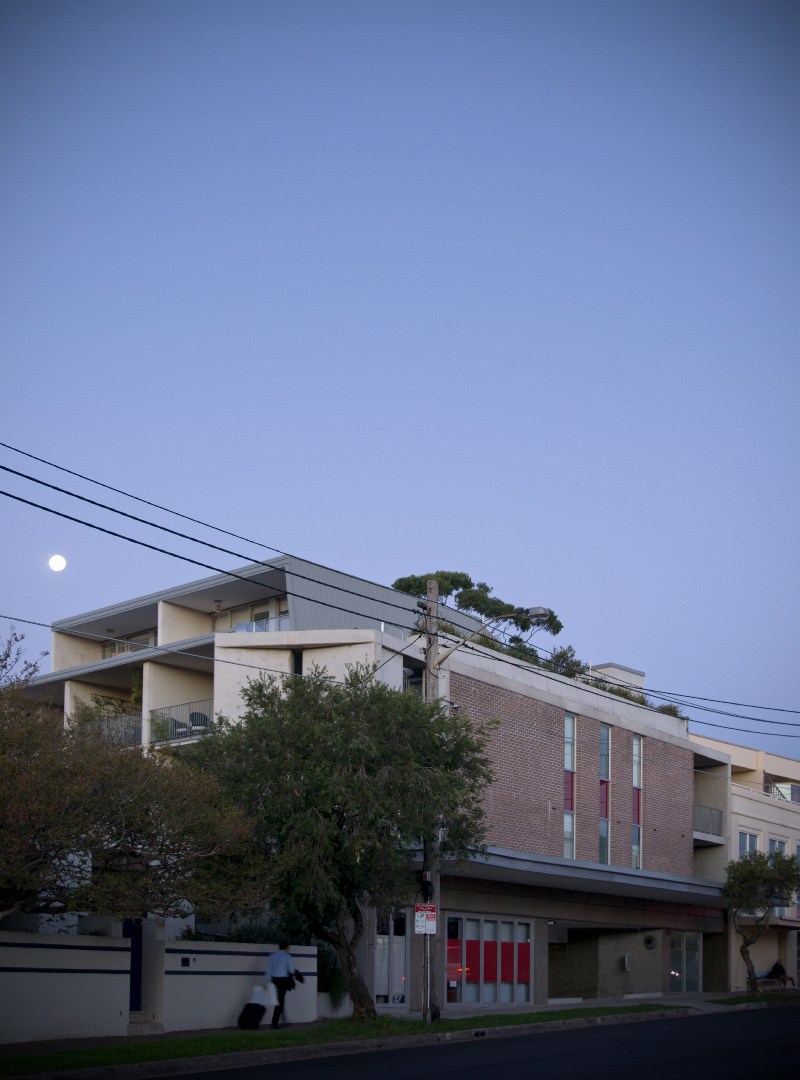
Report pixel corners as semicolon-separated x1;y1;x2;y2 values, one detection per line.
181;1009;798;1080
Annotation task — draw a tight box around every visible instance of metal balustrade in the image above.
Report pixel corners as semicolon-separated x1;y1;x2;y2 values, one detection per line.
693;803;724;836
84;712;142;747
151;698;213;744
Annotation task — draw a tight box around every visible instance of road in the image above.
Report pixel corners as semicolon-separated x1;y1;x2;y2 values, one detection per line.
181;1009;798;1080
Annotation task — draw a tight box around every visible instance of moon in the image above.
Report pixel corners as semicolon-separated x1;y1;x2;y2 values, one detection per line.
49;555;67;572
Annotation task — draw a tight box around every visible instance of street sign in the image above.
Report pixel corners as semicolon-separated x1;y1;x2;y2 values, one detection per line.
415;903;436;935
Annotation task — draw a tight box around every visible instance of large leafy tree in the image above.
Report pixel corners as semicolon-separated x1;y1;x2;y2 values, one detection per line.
0;633;261;923
183;666;494;1020
393;571;562;636
722;849;800;994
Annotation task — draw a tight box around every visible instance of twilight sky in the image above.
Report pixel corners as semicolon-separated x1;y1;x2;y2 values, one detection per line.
1;0;798;754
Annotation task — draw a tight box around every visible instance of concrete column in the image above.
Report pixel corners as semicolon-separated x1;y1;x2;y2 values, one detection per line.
532;917;549;1005
140;662;153;746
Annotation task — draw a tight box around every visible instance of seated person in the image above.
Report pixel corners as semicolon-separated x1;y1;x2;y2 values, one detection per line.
767;960;796;989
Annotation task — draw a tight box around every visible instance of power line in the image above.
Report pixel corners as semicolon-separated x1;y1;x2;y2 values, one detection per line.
0;488;421;635
0;440;476;626
450;637;800;733
0;462;425;622
2;444;796;722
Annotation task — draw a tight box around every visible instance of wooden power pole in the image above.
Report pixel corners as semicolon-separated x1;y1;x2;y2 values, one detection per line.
424;578;442;1022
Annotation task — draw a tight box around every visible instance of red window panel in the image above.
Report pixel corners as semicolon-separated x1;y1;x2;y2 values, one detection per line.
599;779;609;819
564;770;574;812
632;787;641;825
500;941;514;983
517;942;530;984
447;942;463;985
483;939;498;983
465;940;480;983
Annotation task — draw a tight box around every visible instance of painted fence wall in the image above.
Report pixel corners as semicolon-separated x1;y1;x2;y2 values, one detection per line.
163;943;317;1032
0;931;130;1044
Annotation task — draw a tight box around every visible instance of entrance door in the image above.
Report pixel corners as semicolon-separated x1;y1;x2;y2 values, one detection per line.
669;932;701;992
374;913;407;1005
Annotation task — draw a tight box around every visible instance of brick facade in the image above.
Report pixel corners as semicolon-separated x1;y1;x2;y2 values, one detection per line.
450;672;695;878
450;671;563;857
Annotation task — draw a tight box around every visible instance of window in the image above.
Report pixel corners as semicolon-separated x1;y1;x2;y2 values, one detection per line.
599;725;610;864
599;818;610;865
632;735;642;789
374;913;407;1005
600;724;610;781
564;714;576;772
102;629;157;659
214;597;290;633
769;838;787;856
564;714;576;859
564;810;575;860
739;832;758;856
632;735;643;869
447;916;531;1006
632;824;641;869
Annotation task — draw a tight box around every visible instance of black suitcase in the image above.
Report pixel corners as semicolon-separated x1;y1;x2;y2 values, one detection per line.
237;1002;266;1029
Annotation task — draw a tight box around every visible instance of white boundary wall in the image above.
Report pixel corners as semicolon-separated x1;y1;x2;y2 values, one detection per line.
0;931;130;1044
163;943;317;1032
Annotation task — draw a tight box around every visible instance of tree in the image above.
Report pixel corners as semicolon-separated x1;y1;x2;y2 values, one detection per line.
392;571;563;636
0;634;262;923
722;849;800;994
183;665;494;1020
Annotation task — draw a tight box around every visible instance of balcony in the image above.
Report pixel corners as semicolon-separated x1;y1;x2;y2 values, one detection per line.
84;712;142;747
693;803;724;847
151;699;213;745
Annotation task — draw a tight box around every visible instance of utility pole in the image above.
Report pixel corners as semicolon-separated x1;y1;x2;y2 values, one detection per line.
424;578;442;1023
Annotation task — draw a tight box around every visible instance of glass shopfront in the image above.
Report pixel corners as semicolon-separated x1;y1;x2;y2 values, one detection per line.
446;915;531;1005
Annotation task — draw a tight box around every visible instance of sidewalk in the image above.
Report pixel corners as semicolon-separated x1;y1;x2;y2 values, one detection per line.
2;990;793;1059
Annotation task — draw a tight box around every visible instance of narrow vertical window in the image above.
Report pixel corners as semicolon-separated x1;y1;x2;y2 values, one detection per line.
564;714;576;859
599;724;610;781
632;734;642;869
599;724;610;864
564;714;575;772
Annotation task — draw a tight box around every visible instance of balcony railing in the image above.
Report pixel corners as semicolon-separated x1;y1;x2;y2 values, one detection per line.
233;616;290;633
693;803;724;836
84;712;142;747
764;773;800;804
151;699;213;744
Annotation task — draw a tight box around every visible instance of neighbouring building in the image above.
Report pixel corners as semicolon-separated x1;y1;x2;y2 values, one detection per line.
24;556;767;1015
688;733;800;990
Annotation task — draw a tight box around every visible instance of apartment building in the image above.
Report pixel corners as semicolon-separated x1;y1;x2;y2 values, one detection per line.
26;557;734;1007
689;734;800;990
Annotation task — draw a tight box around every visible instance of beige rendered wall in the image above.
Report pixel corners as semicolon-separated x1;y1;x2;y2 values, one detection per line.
52;631;103;671
141;663;214;713
0;931;130;1043
158;602;212;645
302;640;381;683
64;680;129;719
213;642;293;722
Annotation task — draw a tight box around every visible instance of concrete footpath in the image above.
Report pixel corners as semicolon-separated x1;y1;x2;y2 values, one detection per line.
3;994;799;1080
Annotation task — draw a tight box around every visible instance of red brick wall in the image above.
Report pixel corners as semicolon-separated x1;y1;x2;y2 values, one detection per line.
450;673;695;878
640;736;694;876
450;672;563;858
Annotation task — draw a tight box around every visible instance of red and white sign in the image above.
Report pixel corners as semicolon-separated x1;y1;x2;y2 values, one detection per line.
415;904;437;935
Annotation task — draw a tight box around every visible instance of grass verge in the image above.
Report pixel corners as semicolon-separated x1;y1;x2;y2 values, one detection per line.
0;1005;683;1077
709;992;800;1006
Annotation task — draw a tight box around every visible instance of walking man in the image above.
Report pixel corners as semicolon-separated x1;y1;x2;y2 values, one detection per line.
265;941;303;1029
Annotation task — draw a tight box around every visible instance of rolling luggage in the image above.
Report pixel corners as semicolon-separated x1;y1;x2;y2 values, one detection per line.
237;1002;265;1030
237;983;277;1029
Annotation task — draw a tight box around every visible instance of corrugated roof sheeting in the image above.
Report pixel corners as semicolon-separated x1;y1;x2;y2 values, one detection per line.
285;558;481;639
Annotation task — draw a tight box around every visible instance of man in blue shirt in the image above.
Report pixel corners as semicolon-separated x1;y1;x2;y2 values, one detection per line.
265;942;303;1029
